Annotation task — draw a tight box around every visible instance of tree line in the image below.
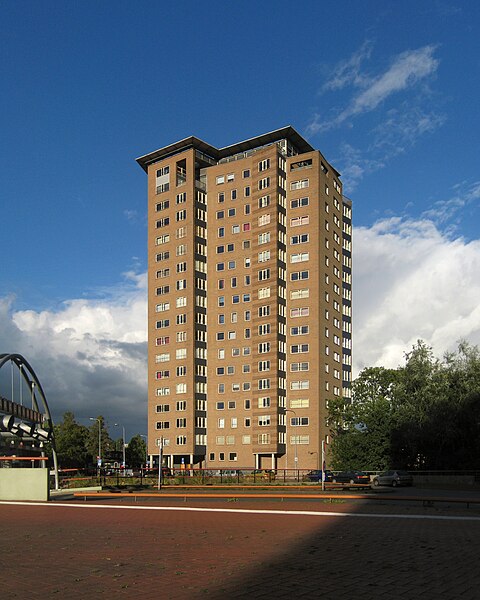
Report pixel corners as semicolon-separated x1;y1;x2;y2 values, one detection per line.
53;412;147;469
327;341;480;471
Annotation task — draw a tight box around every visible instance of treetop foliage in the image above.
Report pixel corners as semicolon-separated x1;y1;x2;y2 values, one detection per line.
52;412;146;469
328;340;480;471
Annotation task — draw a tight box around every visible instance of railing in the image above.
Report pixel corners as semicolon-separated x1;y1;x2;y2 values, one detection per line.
0;456;48;468
195;150;217;166
0;396;44;423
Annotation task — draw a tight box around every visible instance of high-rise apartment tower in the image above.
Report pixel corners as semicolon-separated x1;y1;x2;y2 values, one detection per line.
137;126;352;471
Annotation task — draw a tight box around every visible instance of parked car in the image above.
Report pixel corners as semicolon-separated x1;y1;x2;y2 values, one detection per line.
372;470;413;487
305;469;334;482
144;466;172;477
332;471;370;485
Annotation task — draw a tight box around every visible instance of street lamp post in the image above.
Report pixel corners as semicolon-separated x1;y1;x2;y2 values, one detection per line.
309;450;319;470
89;417;101;473
114;423;126;473
285;409;298;479
157;436;163;490
321;439;326;492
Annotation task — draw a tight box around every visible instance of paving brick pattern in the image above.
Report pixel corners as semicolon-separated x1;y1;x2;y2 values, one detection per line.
1;497;480;599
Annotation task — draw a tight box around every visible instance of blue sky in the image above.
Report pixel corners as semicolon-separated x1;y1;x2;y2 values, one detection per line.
1;1;480;439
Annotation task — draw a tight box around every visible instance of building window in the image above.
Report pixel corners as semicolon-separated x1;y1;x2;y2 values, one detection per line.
258;232;270;244
291;234;309;245
290;380;309;390
290;253;309;263
290;179;309;190
258;268;270;281
258;214;271;227
291;362;309;372
259;195;270;208
156;217;170;228
290;307;309;317
291;197;309;209
291;216;309;227
291;325;309;335
291;271;309;281
155;234;170;246
258;158;270;171
291;417;309;426
258;177;270;190
291;344;309;353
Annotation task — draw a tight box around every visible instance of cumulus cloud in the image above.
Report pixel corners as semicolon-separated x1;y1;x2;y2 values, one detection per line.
0;272;147;438
354;217;480;375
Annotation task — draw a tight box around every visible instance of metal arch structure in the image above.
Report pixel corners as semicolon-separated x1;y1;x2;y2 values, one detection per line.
0;353;59;490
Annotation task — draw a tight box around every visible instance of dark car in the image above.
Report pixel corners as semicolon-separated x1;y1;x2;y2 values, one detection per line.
372;470;413;487
305;469;334;482
332;470;371;485
144;466;172;477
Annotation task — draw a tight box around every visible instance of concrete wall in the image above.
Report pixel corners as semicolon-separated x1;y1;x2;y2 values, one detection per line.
0;468;49;501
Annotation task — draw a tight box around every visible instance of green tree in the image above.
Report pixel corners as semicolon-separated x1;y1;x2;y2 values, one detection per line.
86;416;114;467
328;340;480;471
329;366;398;470
126;434;147;468
54;412;89;468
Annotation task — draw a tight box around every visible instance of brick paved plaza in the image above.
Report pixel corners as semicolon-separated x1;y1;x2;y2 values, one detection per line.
1;496;480;599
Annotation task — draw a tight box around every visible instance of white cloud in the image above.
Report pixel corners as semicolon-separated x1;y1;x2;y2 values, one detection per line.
372;105;445;154
343;45;439;118
354;217;480;375
321;40;374;92
0;272;147;438
124;209;139;222
334;105;445;191
307;44;440;135
421;180;480;228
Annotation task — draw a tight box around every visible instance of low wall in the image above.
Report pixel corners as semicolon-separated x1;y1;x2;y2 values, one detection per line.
412;474;477;488
0;468;49;501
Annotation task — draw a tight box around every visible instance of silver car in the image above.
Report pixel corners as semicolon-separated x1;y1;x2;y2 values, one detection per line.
372;470;413;487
